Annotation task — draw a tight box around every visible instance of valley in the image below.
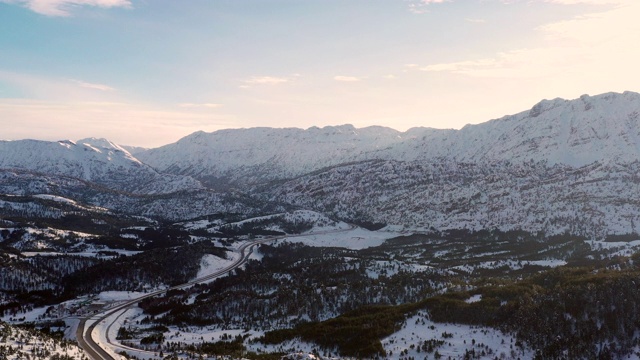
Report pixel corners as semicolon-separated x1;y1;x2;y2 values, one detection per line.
3;92;640;359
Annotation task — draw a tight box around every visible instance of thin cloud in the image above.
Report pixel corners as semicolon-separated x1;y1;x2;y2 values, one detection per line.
242;76;289;85
420;0;639;79
71;79;115;91
334;76;360;82
2;0;132;16
0;99;233;147
407;0;451;14
465;18;487;24
0;71;119;101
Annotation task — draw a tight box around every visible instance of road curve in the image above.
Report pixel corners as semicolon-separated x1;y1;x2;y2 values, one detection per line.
77;236;272;359
77;227;354;359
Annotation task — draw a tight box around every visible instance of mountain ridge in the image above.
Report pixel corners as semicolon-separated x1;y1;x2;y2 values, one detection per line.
0;138;202;195
135;91;640;187
2;90;640;235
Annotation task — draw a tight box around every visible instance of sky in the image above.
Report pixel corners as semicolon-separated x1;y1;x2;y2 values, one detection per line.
1;0;639;148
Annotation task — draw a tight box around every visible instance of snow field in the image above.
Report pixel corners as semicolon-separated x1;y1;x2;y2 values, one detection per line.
283;227;403;250
382;314;533;360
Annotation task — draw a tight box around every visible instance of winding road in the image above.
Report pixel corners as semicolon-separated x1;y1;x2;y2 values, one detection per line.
76;236;279;360
76;227;354;359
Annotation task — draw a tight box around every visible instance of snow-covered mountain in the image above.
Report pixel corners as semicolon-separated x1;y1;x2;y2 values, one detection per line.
136;125;410;188
395;91;640;166
137;91;640;187
2;91;640;235
0;169;283;221
0;138;201;194
262;159;640;238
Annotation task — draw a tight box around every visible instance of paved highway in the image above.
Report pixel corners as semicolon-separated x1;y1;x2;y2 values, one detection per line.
76;236;279;360
76;227;353;359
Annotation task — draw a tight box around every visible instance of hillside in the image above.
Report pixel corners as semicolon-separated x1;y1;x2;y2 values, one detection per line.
0;138;201;195
137;91;640;188
261;159;640;237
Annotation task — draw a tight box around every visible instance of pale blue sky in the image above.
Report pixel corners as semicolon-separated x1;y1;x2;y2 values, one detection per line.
1;0;638;147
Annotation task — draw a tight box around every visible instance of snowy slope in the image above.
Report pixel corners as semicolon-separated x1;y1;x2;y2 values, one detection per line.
264;159;640;237
138;91;640;186
0;138;201;194
0;321;86;359
136;125;415;187
398;91;640;166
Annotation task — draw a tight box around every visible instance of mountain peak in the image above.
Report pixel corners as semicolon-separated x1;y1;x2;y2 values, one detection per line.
528;97;567;118
135;90;640;185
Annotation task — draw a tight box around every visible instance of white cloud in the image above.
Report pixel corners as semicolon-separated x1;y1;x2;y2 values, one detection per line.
334;76;360;82
71;79;115;91
422;48;577;78
2;0;132;16
420;0;640;80
465;18;486;24
0;71;119;101
407;0;451;14
242;76;289;85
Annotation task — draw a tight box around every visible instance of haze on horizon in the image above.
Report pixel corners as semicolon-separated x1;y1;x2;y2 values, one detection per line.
1;0;639;148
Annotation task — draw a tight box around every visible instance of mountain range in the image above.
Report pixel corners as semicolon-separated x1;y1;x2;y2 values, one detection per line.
2;91;640;236
137;91;640;187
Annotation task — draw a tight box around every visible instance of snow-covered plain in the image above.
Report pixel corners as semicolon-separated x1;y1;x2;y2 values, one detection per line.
283;227;403;250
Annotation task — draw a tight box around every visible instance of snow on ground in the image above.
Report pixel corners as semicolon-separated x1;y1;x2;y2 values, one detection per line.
381;224;431;234
101;307;157;359
96;291;149;302
32;194;109;212
249;248;264;261
63;316;80;340
382;314;533;360
0;321;87;360
180;218;224;231
89;312;136;360
465;294;483;303
33;194;77;205
454;259;567;274
366;260;434;279
152;325;323;358
196;251;237;279
2;305;48;323
586;239;640;257
21;249;141;257
217;210;351;234
186;312;533;360
285;227;402;250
